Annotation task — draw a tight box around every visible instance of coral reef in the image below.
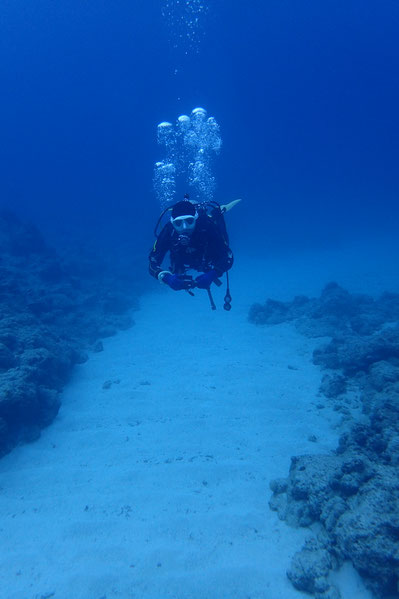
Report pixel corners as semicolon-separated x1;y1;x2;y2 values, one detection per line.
0;211;138;457
250;282;399;598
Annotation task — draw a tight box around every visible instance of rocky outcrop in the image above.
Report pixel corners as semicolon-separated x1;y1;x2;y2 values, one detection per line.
250;282;399;598
0;210;139;457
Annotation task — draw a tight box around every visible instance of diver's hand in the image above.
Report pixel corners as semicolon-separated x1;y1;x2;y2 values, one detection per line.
163;273;191;291
195;270;218;289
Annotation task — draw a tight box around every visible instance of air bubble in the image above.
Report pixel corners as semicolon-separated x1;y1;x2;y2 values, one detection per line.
153;108;222;209
161;0;208;55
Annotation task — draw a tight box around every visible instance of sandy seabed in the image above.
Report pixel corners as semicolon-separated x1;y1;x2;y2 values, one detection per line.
1;241;397;599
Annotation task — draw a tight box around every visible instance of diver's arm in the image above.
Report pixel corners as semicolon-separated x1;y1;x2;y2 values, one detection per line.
148;225;172;279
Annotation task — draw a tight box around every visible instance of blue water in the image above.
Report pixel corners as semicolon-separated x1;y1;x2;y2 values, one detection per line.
1;1;398;254
1;5;399;598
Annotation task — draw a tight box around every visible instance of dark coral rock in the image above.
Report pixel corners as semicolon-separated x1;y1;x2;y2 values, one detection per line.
0;416;9;453
378;291;399;322
334;473;399;597
319;374;347;399
310;282;358;319
387;435;399;466
313;326;399;375
320;497;348;532
0;211;139;458
0;211;49;257
330;472;362;497
271;455;343;527
295;318;337;338
341;457;366;474
0;372;38;420
269;477;288;494
301;284;376;339
0;342;17;370
0;331;18;350
338;400;399;465
248;299;290;325
349;314;384;336
36;387;61;426
368;360;399;391
255;282;399;597
287;537;340;598
270;446;399;596
20;346;75;389
249;282;399;342
338;424;369;453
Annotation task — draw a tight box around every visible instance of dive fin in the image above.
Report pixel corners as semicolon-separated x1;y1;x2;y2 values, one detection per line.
220;199;242;213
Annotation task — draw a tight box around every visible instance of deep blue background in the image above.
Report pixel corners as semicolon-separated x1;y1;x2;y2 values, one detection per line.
1;0;398;256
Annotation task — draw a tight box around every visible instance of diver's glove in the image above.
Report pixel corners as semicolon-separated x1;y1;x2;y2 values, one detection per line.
162;273;191;291
195;269;218;289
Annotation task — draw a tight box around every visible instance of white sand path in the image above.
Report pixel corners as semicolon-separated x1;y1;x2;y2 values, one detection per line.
1;247;391;599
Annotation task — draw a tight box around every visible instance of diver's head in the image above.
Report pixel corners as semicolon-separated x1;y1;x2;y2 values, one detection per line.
170;200;198;234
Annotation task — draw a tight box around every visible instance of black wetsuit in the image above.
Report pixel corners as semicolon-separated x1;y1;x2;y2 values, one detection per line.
149;212;233;280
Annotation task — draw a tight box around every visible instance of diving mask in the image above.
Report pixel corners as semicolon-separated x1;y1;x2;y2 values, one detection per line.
170;212;198;232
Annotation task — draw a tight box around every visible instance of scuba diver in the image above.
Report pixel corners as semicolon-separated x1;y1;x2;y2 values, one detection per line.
149;195;238;310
